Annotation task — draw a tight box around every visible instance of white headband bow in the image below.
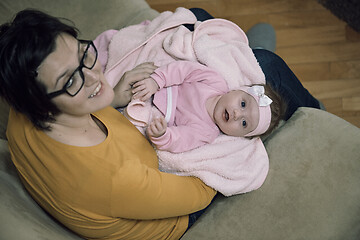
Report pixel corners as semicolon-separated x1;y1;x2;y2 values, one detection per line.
247;85;273;107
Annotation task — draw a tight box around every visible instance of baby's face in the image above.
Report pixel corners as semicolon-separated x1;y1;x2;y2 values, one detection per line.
213;90;259;137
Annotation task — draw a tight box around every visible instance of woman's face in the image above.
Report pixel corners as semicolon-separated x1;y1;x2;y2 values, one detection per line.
37;33;114;118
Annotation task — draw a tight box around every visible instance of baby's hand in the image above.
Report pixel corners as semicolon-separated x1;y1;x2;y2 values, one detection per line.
132;77;159;101
112;62;157;108
147;116;167;138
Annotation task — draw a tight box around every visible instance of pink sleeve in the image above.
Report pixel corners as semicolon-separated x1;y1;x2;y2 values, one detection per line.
150;61;227;90
93;30;118;72
149;124;217;153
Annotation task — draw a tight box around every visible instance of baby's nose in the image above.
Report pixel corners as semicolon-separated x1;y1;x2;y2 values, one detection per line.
233;109;241;120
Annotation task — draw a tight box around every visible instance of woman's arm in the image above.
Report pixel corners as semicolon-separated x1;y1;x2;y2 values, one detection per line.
110;159;217;220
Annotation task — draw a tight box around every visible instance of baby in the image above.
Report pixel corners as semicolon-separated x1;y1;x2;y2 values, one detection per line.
131;60;286;153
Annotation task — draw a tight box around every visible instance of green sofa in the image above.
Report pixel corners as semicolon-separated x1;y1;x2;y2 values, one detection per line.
1;1;359;239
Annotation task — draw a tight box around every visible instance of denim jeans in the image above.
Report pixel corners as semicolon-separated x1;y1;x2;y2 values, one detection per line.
184;8;215;31
186;193;218;232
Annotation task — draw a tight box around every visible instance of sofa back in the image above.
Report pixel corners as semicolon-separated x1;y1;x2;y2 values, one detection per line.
0;0;159;40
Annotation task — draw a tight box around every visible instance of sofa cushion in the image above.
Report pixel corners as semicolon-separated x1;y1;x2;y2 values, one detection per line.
182;107;360;240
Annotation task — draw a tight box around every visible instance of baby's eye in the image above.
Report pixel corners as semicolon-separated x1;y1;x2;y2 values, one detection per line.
241;101;246;108
242;120;247;127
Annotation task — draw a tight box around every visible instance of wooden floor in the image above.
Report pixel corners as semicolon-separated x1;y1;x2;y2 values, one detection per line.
146;0;360;127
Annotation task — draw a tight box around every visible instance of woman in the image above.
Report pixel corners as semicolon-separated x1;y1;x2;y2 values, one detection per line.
0;8;320;240
0;10;216;240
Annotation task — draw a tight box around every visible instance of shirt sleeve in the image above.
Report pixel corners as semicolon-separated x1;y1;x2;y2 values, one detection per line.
110;157;217;220
151;60;227;90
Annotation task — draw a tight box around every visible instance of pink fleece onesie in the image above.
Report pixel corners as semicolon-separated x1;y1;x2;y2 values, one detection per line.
149;61;229;153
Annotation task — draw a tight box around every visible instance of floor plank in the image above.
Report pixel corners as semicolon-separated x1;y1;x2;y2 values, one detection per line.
303;79;360;99
343;97;360;111
276;41;360;65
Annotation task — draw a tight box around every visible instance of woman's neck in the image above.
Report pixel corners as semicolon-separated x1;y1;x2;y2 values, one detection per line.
49;113;96;133
44;113;107;147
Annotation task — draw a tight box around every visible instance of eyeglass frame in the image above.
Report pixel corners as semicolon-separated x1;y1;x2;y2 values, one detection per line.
47;40;98;99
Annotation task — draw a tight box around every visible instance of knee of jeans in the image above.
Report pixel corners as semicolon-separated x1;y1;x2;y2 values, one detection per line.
189;8;208;14
253;49;289;88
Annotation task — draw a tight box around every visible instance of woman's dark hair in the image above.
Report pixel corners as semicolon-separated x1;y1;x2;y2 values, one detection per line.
0;9;79;130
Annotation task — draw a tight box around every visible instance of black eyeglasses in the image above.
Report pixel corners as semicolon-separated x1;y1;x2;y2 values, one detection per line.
47;40;98;99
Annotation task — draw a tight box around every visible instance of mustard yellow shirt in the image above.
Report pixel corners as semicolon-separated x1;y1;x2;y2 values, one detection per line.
7;106;216;240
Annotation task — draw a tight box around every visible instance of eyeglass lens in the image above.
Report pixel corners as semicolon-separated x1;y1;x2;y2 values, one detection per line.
66;42;97;95
82;43;97;68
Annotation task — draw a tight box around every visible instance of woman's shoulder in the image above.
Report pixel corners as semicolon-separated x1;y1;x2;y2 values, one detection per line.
6;107;115;149
7;106;156;161
6;108;31;140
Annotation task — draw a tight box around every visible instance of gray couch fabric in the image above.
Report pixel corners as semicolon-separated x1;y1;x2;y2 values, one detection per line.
182;108;360;240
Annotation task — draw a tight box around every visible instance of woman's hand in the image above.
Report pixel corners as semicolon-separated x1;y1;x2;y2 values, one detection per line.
147;116;167;138
132;77;159;101
111;62;157;108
